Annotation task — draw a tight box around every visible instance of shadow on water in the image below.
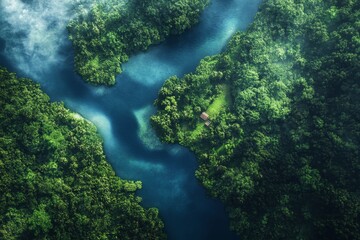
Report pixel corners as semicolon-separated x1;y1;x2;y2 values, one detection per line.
0;0;262;239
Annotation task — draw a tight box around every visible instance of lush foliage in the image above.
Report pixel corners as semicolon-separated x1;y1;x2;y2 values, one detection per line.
68;0;209;85
0;67;165;239
152;0;360;239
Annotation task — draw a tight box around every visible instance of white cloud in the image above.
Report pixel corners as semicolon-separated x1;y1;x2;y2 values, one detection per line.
0;0;94;79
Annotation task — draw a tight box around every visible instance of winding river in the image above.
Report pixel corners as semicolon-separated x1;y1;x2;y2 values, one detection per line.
0;0;261;239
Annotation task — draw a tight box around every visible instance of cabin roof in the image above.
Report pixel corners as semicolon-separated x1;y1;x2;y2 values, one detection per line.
200;112;209;121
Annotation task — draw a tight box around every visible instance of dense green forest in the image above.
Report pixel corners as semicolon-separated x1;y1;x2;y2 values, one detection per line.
152;0;360;239
68;0;209;85
0;67;165;239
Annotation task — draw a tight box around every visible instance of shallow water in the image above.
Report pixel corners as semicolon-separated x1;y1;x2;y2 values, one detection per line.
0;0;261;239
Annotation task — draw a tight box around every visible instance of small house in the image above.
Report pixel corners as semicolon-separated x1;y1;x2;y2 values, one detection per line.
200;112;211;127
200;112;209;121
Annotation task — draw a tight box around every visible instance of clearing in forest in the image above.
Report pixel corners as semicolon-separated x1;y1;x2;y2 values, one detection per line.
190;84;231;139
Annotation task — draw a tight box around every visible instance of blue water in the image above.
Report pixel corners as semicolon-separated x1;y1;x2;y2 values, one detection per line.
0;0;261;239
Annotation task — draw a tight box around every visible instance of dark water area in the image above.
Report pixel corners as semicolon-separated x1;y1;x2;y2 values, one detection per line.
0;0;261;239
0;38;5;52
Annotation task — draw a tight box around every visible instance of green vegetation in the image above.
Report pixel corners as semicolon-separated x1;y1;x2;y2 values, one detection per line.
206;84;231;117
152;0;360;239
68;0;209;85
0;67;165;239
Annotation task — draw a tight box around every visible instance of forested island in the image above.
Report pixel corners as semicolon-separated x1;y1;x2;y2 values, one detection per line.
68;0;209;85
152;0;360;239
0;67;165;239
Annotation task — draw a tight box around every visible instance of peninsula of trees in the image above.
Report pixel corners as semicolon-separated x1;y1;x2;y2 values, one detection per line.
0;67;165;239
68;0;209;85
152;0;360;239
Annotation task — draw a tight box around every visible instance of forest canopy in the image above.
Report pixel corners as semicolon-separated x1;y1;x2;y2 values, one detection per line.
0;67;165;239
68;0;209;85
152;0;360;239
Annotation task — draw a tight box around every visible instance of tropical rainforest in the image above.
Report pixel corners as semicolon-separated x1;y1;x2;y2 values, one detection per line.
1;0;360;239
68;0;209;85
0;67;165;239
152;0;360;239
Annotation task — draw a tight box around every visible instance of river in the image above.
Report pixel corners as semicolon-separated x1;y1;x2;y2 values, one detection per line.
0;0;261;239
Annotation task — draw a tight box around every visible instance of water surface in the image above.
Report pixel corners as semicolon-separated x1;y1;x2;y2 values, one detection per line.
0;0;261;239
